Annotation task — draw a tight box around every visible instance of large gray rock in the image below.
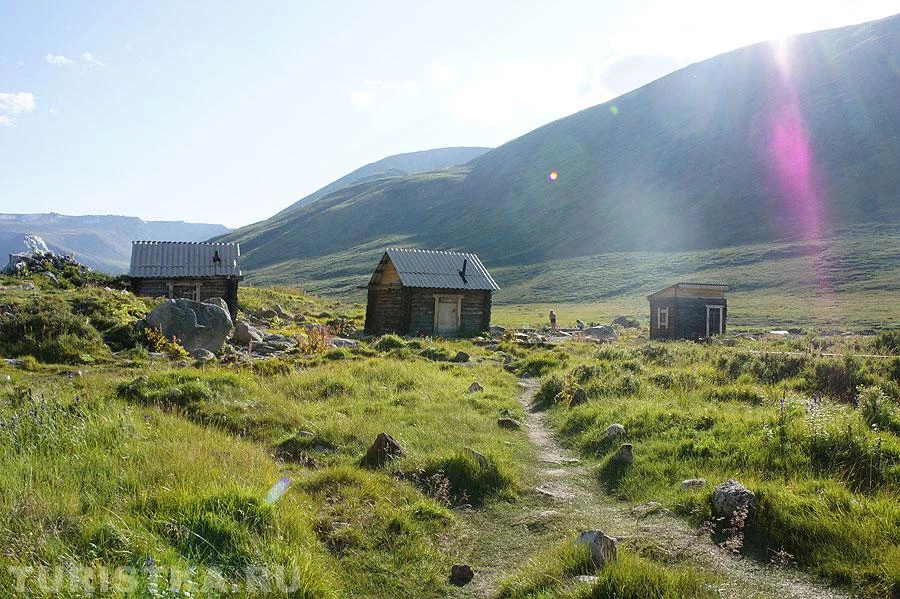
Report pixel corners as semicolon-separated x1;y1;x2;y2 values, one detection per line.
584;326;617;341
612;316;639;328
232;320;264;345
203;297;229;314
361;432;405;468
574;530;617;568
144;298;233;354
611;444;634;465
712;479;756;520
603;423;627;438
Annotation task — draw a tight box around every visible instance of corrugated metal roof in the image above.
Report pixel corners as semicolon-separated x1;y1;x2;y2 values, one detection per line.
129;241;241;278
647;281;728;299
374;248;499;290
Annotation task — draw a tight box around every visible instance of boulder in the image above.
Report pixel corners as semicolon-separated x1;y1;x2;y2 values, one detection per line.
603;423;626;438
569;387;588;407
451;351;470;363
203;297;229;314
449;564;474;586
328;337;360;348
191;348;216;361
612;316;639;328
274;304;289;318
497;417;521;430
256;308;277;320
463;446;489;469
232;320;264;345
584;326;617;341
361;432;405;467
467;381;484;393
712;479;756;520
144;298;233;354
682;478;706;490
574;530;617;568
611;444;633;465
489;325;506;337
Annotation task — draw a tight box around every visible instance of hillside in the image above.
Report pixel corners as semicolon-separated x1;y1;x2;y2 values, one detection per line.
218;15;900;315
219;147;491;246
0;213;230;273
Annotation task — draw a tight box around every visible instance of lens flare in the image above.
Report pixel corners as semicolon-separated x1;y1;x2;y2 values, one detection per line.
264;477;291;505
609;105;619;115
548;171;558;182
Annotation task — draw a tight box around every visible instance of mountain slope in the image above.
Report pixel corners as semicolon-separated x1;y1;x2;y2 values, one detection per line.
225;15;900;304
0;213;230;273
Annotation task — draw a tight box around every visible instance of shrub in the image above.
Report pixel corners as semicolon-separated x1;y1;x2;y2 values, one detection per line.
808;356;859;402
637;343;675;366
857;385;900;435
535;373;565;408
372;334;406;352
139;325;189;359
419;346;452;361
296;326;330;354
750;352;809;384
517;351;565;377
873;330;900;355
705;384;766;405
0;296;108;363
419;451;516;505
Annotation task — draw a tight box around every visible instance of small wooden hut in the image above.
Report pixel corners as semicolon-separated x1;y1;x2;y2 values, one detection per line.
364;248;499;337
129;241;242;319
647;282;728;340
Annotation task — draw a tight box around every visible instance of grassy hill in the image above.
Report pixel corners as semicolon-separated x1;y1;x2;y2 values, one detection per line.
216;15;900;325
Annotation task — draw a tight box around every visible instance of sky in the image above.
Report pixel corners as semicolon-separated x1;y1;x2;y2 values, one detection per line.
1;0;898;229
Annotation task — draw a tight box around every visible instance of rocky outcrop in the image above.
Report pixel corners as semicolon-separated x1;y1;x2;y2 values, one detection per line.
232;320;264;345
574;530;618;568
583;326;617;341
712;479;756;520
144;298;233;354
361;432;405;468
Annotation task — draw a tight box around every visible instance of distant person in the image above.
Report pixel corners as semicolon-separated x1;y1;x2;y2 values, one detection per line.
576;319;585;330
549;310;557;331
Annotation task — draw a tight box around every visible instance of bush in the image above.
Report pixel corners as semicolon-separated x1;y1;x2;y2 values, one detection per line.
419;346;452;361
808;356;859;402
873;330;900;355
857;385;900;435
372;334;406;352
0;297;108;363
705;384;766;405
517;351;565;377
419;451;516;505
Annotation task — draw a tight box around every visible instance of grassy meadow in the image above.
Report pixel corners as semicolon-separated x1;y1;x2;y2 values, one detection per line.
0;272;898;597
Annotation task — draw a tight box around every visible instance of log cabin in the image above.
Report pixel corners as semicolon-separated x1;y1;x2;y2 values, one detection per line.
648;282;728;340
129;241;242;319
364;248;499;337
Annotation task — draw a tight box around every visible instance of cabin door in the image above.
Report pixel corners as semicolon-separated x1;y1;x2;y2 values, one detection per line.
434;296;460;336
173;284;197;301
706;305;723;337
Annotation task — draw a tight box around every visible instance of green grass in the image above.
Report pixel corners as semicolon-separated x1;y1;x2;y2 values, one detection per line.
521;339;900;597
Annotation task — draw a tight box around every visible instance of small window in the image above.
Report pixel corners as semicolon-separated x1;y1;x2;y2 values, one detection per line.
658;307;669;329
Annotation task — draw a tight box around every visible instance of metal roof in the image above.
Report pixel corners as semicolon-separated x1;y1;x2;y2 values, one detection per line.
372;248;499;291
647;282;728;299
129;241;241;278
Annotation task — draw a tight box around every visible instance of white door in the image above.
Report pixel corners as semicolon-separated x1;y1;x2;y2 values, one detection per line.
436;297;459;336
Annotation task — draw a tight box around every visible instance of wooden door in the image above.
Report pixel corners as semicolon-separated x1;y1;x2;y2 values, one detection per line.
706;306;723;337
436;297;459;336
173;284;197;300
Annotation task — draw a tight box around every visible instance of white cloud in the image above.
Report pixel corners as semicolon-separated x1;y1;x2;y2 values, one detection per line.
0;91;35;127
349;89;375;108
0;92;36;114
46;53;73;66
48;107;60;115
349;79;417;108
82;52;106;67
124;45;133;52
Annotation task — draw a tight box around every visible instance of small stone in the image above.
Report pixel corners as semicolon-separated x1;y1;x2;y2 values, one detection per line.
361;432;405;468
467;381;484;393
611;444;633;465
574;530;618;568
574;575;599;585
451;351;470;363
463;446;489;469
328;337;359;348
3;375;10;382
712;479;756;520
682;478;706;490
449;564;474;586
191;348;216;361
298;430;315;437
497;417;521;430
569;387;588;407
603;423;626;438
631;501;667;518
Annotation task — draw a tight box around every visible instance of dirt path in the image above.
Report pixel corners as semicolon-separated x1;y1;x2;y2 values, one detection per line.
453;379;855;598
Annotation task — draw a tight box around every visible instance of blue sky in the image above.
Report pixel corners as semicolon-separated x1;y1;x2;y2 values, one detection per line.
1;0;897;228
